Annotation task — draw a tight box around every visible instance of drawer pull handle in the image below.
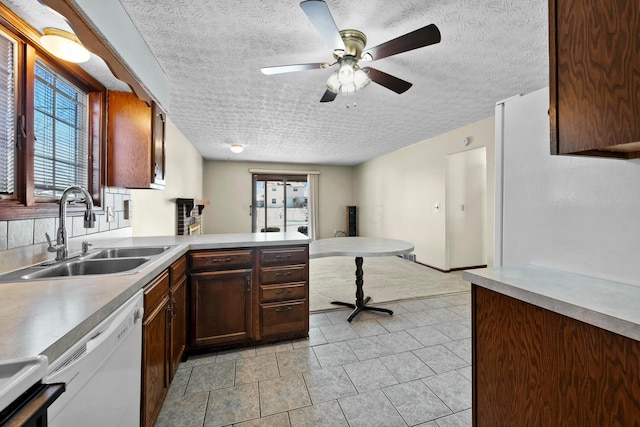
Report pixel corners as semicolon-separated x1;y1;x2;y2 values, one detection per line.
275;289;292;295
275;271;292;277
211;257;233;263
275;254;292;259
276;306;292;312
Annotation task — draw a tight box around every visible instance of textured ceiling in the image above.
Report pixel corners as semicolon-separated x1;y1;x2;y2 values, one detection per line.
6;0;549;165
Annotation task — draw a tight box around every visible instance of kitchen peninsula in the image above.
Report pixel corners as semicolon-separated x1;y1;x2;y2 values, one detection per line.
0;232;309;426
464;265;640;426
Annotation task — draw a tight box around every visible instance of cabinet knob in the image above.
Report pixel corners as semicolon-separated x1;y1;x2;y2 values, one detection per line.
275;289;292;295
275;254;292;259
276;306;292;313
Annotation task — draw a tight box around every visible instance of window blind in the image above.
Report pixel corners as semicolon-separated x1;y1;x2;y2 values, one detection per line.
0;33;14;195
33;60;88;199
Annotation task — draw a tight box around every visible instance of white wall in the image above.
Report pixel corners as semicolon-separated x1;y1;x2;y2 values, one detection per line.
131;118;203;236
202;161;353;238
354;117;495;270
499;88;640;285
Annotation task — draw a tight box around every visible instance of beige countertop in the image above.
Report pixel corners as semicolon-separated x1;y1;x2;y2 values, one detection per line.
0;232;310;364
463;264;640;342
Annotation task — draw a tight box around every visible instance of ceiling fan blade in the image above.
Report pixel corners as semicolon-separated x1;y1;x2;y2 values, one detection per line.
363;24;441;61
261;63;328;75
320;89;337;102
363;67;412;94
300;0;345;50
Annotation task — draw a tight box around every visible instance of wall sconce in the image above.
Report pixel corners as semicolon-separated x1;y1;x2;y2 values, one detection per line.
40;28;91;63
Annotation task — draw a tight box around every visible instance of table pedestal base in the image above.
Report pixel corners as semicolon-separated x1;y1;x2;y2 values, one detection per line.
331;256;394;322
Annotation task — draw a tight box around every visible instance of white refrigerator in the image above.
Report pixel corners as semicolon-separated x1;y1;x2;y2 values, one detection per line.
493;88;640;286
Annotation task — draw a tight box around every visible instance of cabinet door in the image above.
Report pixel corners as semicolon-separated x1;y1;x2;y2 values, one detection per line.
169;275;187;380
550;0;640;157
190;269;253;348
107;91;153;188
142;297;169;427
151;102;166;189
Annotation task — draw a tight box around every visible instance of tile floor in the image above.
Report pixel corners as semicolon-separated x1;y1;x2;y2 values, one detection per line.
156;292;472;427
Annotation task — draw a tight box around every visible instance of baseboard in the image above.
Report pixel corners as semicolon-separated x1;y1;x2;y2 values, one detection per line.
414;261;450;273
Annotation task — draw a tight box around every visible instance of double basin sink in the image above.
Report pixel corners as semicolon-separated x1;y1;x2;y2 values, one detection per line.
0;245;174;282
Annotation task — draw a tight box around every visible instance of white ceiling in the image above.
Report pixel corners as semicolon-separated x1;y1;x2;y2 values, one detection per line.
5;0;549;166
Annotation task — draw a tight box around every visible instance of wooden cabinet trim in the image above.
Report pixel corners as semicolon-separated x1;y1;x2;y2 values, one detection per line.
190;249;254;271
143;270;170;314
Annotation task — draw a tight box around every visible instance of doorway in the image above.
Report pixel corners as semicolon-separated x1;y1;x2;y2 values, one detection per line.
252;174;308;233
445;147;487;269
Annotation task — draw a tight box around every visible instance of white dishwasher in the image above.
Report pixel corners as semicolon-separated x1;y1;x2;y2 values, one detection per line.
45;289;144;427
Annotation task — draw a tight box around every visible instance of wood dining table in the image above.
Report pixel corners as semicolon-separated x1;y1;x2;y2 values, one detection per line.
309;237;414;322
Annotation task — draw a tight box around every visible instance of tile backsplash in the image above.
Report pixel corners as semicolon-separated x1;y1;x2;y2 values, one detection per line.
0;186;131;251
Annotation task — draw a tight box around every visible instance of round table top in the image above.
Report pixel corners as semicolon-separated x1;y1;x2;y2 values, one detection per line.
309;237;414;259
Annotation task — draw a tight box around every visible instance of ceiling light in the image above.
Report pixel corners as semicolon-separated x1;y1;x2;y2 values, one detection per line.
325;57;370;96
230;144;243;153
40;28;91;63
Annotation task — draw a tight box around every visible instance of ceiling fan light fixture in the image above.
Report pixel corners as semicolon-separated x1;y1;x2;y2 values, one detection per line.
338;59;355;85
325;59;370;95
353;68;371;90
40;28;91;63
230;144;244;153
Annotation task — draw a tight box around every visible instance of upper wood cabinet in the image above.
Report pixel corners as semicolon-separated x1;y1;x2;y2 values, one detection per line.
107;91;166;188
549;0;640;158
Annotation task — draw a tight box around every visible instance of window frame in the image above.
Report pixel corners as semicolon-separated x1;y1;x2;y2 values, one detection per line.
0;3;106;221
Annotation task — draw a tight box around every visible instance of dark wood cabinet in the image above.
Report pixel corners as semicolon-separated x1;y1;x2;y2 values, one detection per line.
258;246;309;339
472;285;640;426
141;270;170;427
169;256;187;380
189;249;255;349
107;91;166;188
141;255;186;427
549;0;640;158
188;245;309;351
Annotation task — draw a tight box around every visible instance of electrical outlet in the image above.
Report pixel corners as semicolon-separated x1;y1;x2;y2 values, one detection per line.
106;206;115;222
124;200;132;219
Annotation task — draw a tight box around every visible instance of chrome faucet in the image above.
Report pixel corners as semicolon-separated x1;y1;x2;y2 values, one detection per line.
46;186;96;261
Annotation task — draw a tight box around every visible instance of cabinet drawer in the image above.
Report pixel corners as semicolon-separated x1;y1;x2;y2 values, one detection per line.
259;246;308;266
260;265;307;285
260;282;306;303
261;300;307;337
190;250;253;271
170;255;187;285
144;270;170;314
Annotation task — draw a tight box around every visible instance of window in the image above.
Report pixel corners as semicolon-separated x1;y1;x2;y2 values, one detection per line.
33;61;89;199
252;174;308;232
0;8;106;220
0;30;15;196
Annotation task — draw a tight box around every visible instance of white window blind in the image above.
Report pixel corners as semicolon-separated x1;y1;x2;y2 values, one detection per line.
33;60;88;199
0;32;15;195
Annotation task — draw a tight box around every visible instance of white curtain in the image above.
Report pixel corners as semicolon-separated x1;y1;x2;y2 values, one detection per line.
307;173;319;240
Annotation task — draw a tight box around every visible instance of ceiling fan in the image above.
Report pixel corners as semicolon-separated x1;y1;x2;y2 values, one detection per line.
261;0;441;102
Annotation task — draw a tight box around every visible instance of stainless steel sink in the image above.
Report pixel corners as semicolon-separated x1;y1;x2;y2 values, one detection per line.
90;246;172;259
20;258;150;280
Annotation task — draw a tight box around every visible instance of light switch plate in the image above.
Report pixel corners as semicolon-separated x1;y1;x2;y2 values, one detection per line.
106;206;115;222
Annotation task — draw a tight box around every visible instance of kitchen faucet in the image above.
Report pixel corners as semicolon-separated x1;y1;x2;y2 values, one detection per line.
45;186;96;261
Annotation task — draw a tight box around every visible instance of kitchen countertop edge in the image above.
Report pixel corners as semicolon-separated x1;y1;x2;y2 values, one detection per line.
463;264;640;342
